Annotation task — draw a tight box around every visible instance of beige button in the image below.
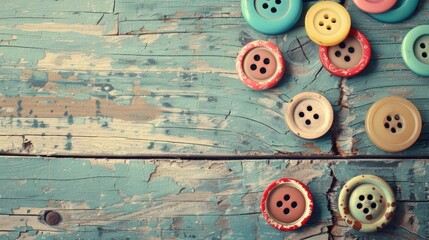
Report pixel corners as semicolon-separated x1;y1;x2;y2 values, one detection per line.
365;96;422;152
285;92;334;139
328;36;363;69
243;48;278;81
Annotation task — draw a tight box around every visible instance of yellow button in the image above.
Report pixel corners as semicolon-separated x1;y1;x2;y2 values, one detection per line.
365;96;422;152
305;1;351;46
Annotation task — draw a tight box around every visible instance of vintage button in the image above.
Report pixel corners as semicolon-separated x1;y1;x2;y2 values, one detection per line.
365;96;421;152
338;174;396;232
305;1;351;46
319;28;371;78
261;178;313;231
352;0;397;14
241;0;302;35
236;40;285;90
369;0;419;23
402;25;429;77
285;92;334;139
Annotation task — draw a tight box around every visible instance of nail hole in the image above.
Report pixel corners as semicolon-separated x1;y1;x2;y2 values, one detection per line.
254;54;260;61
391;128;396;133
277;201;283;207
319;21;324;26
275;0;281;4
371;202;377;209
262;3;269;9
359;195;365;201
339;42;346;49
250;64;257;71
305;119;311;125
344;56;351;62
284;194;290;201
397;122;402;128
363;208;369;214
348;47;355;53
291;201;297;208
44;211;62;226
299;112;305;118
307;105;313;111
271;7;277;13
313;114;319;120
326;25;331;30
283;208;290;215
324;14;329;19
263;58;270;65
335;51;341;57
331;18;336;23
357;203;363;209
421;43;426;49
394;114;400;120
368;194;373;200
423;52;428;58
387;116;392;122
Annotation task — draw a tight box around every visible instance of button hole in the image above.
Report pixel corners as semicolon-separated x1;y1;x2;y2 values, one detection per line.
271;7;277;13
344;56;350;62
394;114;400;120
387;116;392;122
384;123;390;129
262;3;269;9
335;51;341;57
324;14;329;19
348;47;355;53
263;58;270;65
284;194;290;201
423;52;428;58
326;25;331;31
275;0;281;4
391;128;396;133
359;195;365;201
363;208;369;214
307;105;312;111
260;67;266;74
331;18;336;23
250;64;257;71
313;114;319;120
371;202;377;209
283;208;290;215
421;43;426;49
367;194;373;200
276;201;283;207
291;201;297;208
339;42;346;49
254;54;260;61
397;122;402;128
319;21;324;26
305;119;311;125
357;203;363;209
299;112;305;118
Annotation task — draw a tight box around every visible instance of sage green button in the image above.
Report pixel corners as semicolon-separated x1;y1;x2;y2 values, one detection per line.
338;175;396;232
402;25;429;76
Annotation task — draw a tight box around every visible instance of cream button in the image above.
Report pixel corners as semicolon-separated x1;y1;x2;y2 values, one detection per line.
285;92;334;139
338;174;396;232
365;96;422;152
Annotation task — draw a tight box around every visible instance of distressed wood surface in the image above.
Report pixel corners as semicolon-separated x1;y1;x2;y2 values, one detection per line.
0;157;426;239
4;0;425;156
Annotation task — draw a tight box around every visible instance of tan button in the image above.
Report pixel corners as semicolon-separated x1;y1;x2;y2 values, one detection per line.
285;92;334;139
243;48;278;81
261;178;314;231
365;96;422;152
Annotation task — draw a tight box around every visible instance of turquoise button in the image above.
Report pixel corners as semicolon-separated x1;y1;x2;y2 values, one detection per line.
241;0;302;35
369;0;418;23
402;25;429;77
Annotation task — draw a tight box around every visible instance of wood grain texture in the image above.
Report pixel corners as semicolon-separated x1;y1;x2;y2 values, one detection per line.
0;157;427;239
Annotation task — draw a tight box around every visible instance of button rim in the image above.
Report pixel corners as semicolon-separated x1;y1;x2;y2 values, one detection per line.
261;178;314;231
236;40;285;90
338;174;396;233
319;28;371;78
241;0;303;35
365;96;422;152
305;1;351;46
369;0;419;23
285;92;334;139
402;25;429;77
352;0;398;14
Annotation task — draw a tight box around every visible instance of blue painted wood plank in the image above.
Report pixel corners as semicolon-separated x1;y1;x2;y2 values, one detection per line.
0;157;427;239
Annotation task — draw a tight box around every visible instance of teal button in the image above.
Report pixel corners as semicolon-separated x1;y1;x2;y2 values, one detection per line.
369;0;418;23
402;25;429;77
241;0;302;35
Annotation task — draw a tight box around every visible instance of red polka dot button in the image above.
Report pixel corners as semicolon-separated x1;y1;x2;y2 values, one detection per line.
261;178;313;231
319;28;371;78
352;0;397;14
236;40;285;90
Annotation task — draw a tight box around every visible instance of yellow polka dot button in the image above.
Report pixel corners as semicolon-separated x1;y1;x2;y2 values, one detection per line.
305;1;351;46
365;96;422;152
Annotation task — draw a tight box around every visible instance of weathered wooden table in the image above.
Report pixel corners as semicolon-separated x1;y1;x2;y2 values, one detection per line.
0;0;428;239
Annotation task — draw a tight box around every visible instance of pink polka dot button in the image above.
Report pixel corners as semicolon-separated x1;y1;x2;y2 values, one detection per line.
319;28;371;78
261;178;314;231
352;0;397;14
236;40;285;90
